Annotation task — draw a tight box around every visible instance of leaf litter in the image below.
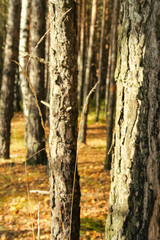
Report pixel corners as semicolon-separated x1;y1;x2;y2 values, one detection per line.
0;113;110;240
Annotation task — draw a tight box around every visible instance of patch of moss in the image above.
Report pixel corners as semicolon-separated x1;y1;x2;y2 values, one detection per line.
81;217;105;233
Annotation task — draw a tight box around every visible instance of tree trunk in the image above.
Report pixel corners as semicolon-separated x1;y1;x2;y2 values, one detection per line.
95;0;106;122
105;1;160;239
49;1;80;239
19;0;30;144
26;0;47;165
105;44;111;114
104;0;119;170
77;0;86;110
44;4;50;126
0;0;20;158
0;0;8;90
79;0;97;144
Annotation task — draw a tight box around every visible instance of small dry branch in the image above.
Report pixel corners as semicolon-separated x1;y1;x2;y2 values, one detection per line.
30;190;49;195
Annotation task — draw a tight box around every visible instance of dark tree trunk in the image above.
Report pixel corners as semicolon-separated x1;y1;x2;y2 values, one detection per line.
0;0;20;158
26;0;47;165
105;0;160;239
49;1;80;239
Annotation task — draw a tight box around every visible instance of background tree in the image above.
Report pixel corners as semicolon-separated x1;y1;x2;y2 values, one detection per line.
26;0;47;164
79;0;97;144
49;1;80;239
77;0;86;110
19;0;30;143
105;0;160;239
0;0;20;158
0;0;9;89
95;0;106;122
104;0;119;170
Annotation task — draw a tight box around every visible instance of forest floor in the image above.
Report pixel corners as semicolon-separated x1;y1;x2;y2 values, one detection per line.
0;112;110;240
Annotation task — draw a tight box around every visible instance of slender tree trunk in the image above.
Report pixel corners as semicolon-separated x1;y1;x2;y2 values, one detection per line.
0;0;20;158
19;0;30;144
79;0;97;144
104;0;119;170
49;1;80;239
77;0;86;110
95;0;106;122
26;0;47;164
105;44;111;114
106;1;160;239
44;4;50;126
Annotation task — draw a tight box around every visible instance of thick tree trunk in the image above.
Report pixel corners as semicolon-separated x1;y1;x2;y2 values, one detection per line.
104;0;119;170
26;0;47;164
49;1;80;239
0;0;20;158
95;0;106;122
105;1;160;239
79;0;97;144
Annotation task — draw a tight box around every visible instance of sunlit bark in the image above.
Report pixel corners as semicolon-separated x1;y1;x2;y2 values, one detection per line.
105;1;160;239
49;1;80;239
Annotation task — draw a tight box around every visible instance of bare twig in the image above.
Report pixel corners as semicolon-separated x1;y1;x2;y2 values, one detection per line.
19;51;50;65
30;190;49;195
26;7;72;70
41;100;50;109
13;60;65;240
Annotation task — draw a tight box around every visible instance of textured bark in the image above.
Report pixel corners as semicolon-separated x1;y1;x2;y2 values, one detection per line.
105;1;160;239
79;0;97;143
19;0;30;144
26;0;47;164
0;0;20;158
95;0;106;122
49;1;80;239
104;0;119;170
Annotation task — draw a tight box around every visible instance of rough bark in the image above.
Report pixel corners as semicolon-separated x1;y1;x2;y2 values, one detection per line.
104;0;119;170
95;0;106;122
105;1;160;239
49;1;80;239
26;0;47;164
0;0;20;158
79;0;97;144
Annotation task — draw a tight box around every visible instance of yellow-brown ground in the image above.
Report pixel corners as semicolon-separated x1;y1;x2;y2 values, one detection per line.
0;113;110;240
